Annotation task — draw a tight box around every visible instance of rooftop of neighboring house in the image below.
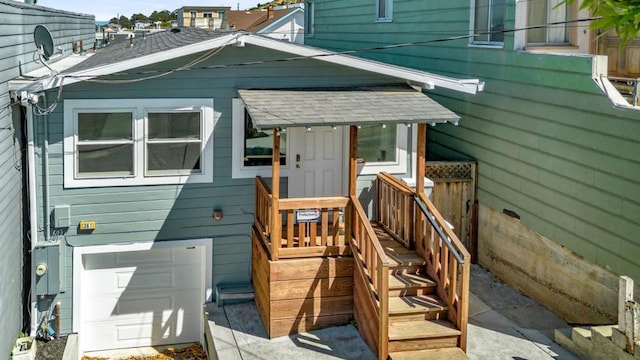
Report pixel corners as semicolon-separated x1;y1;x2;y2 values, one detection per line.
226;7;298;32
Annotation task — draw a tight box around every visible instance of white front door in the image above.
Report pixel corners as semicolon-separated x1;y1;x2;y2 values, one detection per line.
288;126;345;198
79;246;204;352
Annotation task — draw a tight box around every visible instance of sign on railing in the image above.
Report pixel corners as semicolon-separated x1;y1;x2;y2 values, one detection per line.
296;209;321;223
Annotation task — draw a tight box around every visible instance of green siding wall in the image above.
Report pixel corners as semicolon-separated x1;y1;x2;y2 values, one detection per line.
0;0;94;351
308;0;640;281
36;45;402;331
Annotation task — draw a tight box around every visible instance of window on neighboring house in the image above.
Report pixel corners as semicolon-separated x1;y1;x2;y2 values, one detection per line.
203;12;212;18
472;0;506;44
527;0;569;44
64;99;214;188
232;99;290;178
376;0;393;21
190;11;197;18
217;11;225;19
305;1;314;36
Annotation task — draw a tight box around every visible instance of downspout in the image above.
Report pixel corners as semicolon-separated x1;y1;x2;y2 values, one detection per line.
42;92;51;242
25;100;39;335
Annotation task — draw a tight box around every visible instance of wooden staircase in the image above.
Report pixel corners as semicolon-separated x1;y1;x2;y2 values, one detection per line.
377;226;469;360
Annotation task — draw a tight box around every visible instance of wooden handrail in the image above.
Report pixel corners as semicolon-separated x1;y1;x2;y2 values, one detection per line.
351;196;390;268
279;196;349;210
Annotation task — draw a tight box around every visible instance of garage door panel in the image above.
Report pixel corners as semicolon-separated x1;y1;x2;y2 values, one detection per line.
82;292;201;322
81;263;202;294
84;247;202;270
80;246;204;352
82;312;202;351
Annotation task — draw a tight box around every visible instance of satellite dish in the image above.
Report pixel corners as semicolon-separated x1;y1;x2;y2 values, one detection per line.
34;25;55;61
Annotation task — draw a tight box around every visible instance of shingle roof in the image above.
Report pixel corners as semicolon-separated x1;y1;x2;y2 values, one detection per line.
64;27;235;73
238;86;460;129
226;8;296;32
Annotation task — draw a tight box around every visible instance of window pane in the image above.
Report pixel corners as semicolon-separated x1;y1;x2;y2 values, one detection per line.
147;143;202;172
357;125;397;162
489;0;505;42
527;0;547;43
78;112;132;141
378;0;387;18
77;144;133;175
148;112;200;140
244;110;286;166
474;0;489;42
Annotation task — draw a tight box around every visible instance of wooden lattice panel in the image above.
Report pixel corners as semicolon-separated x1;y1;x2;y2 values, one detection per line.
425;161;473;181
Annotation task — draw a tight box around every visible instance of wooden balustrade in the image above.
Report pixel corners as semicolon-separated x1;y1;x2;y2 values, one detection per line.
376;172;471;351
350;195;389;360
376;173;414;248
254;178;351;259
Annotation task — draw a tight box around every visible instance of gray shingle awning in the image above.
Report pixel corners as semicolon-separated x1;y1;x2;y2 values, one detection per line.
237;86;460;129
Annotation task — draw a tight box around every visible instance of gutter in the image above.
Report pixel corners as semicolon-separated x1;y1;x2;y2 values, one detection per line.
24;99;39;335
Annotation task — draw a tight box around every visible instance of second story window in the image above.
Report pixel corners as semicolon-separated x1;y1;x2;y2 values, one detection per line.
376;0;393;21
190;11;197;18
473;0;506;45
305;1;314;36
527;0;569;44
203;12;212;18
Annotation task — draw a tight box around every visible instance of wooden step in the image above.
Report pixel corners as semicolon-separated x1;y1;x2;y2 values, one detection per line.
389;347;469;360
388;320;461;352
388;273;437;296
389;294;448;321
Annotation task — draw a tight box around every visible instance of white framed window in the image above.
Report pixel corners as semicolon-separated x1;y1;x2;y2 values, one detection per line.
527;0;569;45
376;0;393;21
190;11;197;18
64;99;214;188
304;1;314;37
232;99;291;179
203;12;213;18
357;124;410;175
471;0;506;45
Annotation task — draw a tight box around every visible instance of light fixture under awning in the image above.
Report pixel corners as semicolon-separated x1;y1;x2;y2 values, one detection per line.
237;85;460;129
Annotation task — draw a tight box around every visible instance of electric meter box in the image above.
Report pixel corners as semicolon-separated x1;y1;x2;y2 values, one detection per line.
35;243;64;295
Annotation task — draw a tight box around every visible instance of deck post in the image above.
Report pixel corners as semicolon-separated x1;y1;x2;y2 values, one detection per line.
271;128;281;260
347;126;358;244
416;123;426;195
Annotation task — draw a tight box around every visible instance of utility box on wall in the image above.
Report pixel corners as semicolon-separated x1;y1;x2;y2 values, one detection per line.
34;243;64;295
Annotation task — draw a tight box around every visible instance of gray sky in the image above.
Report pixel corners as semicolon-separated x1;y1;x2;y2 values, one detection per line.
39;0;260;21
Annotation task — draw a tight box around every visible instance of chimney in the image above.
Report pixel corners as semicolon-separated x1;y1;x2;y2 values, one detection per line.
268;6;274;20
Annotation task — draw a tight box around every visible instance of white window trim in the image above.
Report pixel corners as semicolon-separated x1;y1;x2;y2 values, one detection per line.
358;123;410;175
64;98;215;188
232;98;292;179
376;0;393;21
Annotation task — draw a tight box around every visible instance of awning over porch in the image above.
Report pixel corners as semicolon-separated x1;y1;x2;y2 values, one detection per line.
237;86;460;129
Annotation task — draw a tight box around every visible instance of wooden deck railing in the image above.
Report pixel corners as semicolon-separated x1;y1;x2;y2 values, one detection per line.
254;177;350;260
349;195;390;359
376;172;471;351
376;172;414;248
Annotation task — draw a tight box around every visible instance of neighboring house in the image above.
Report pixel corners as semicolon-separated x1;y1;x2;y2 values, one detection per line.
176;6;230;29
304;0;640;323
226;5;305;43
0;0;94;357
11;27;483;354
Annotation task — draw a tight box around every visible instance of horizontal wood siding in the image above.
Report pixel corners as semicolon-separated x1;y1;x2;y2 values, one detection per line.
0;0;94;346
252;232;353;337
308;0;640;282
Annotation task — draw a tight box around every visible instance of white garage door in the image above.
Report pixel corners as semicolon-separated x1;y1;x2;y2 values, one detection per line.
79;246;204;352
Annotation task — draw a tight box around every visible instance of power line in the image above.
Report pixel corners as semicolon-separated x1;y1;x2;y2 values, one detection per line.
62;16;599;84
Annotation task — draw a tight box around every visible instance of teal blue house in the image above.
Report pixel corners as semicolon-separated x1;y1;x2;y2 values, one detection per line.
304;0;640;323
17;27;483;353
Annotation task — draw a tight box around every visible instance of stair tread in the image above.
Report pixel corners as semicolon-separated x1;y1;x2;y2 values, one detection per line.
389;294;447;315
389;347;469;360
389;273;437;290
389;319;461;340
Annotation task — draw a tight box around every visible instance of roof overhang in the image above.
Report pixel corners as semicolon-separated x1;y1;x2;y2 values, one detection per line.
27;33;484;94
238;86;460;129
